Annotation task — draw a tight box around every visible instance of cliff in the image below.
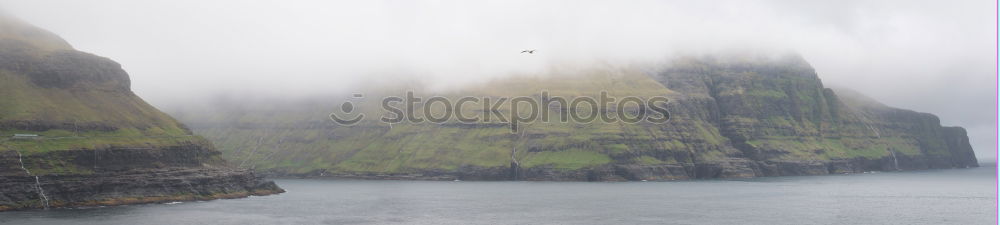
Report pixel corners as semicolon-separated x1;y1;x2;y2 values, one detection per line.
173;52;977;181
0;14;283;211
647;53;978;177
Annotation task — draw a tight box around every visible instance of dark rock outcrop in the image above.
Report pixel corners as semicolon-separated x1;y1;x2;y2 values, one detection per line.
0;38;130;91
0;145;284;211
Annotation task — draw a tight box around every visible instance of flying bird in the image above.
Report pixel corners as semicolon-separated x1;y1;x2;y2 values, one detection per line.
520;49;535;54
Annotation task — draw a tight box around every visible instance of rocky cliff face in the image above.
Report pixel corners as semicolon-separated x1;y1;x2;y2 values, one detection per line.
641;53;978;178
0;14;282;211
173;53;977;181
0;145;281;211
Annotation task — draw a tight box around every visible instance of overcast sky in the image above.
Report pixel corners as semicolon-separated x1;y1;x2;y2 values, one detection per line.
0;0;994;160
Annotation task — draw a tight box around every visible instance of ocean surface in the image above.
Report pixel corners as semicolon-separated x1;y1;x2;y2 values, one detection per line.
2;166;996;225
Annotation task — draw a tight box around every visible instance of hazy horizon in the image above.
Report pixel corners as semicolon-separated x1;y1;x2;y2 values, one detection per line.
0;0;994;160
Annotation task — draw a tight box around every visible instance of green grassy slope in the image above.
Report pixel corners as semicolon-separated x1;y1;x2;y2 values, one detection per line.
0;14;203;161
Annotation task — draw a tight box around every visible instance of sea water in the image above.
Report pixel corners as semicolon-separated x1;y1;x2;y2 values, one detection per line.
1;166;995;225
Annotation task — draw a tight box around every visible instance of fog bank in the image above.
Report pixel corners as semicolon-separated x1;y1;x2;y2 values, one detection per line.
0;0;993;160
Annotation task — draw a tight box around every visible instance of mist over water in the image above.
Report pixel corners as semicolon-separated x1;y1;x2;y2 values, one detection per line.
0;0;993;159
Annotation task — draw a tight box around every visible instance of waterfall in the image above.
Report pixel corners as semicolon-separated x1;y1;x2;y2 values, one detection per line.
851;107;902;172
509;129;529;180
33;176;50;209
846;104;883;139
888;150;900;171
16;151;28;174
511;146;520;167
865;124;880;139
509;146;520;180
15;151;50;209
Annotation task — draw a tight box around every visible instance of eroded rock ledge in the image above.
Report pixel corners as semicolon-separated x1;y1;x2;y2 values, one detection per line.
0;147;284;211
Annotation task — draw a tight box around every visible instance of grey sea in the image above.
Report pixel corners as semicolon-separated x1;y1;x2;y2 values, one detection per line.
1;166;996;225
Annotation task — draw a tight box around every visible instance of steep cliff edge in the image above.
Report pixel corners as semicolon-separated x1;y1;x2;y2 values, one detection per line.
651;54;977;176
0;14;282;211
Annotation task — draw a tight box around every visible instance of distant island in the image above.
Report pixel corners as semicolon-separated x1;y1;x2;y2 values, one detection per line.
0;14;283;211
174;53;978;181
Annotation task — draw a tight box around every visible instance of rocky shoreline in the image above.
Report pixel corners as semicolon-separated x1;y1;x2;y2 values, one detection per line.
0;147;284;212
0;168;283;211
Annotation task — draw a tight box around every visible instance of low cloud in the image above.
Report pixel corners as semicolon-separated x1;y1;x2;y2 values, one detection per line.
0;0;993;159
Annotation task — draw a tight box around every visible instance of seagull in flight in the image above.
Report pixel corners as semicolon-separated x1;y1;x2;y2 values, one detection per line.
520;49;535;54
